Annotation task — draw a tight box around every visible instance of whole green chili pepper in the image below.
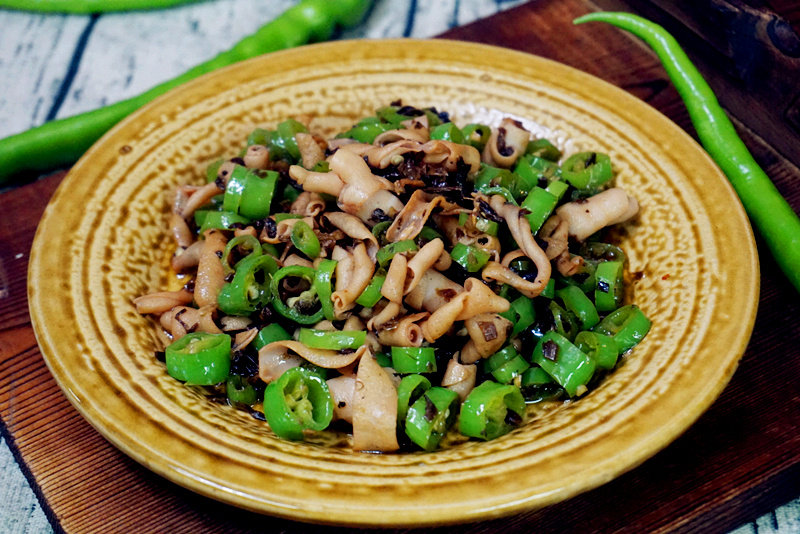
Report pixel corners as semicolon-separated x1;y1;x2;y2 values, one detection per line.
0;0;197;13
0;0;374;182
575;11;800;293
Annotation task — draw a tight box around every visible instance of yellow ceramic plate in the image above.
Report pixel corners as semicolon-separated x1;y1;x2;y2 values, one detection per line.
28;40;758;526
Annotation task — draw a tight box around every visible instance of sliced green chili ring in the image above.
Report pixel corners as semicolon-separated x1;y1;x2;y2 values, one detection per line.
376;240;418;268
549;300;580;341
459;381;525;441
241;170;279;219
498;295;536;338
355;275;385;308
298;328;367;350
525;138;562;161
473;163;512;190
375;352;392;367
515;154;562;185
165;332;232;386
261;242;280;259
461;123;491;151
221;234;262;275
521;366;554;386
521;186;558;233
254;323;292;351
559;260;597;293
217;253;279;316
416;226;444;246
205;158;224;182
268;118;308;163
226;375;257;405
195;210;250;234
477;185;519;205
396;374;431;424
270;265;324;325
593;305;651;353
376;105;413;127
391;346;437;374
313;259;337;321
483;345;530;384
290;220;321;259
541;278;556;299
371;220;392;245
405;387;460;451
450;242;491;273
222;166;247;214
532;331;596;397
546;179;569;201
263;367;333;440
594;260;624;312
556;285;600;330
561;151;613;190
430;122;466;144
247;127;270;147
338;119;396;143
575;331;619;370
312;160;331;173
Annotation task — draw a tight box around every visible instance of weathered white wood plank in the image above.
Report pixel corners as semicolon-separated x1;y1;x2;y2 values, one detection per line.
0;12;90;137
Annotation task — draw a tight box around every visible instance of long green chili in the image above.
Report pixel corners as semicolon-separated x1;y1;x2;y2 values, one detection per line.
575;11;800;293
0;0;198;13
0;0;374;182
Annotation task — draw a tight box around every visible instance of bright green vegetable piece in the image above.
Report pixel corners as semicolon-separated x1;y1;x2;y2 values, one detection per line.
391;346;437;374
450;242;491;273
0;0;374;182
532;331;596;397
396;374;431;424
405;387;459;451
576;12;800;294
270;265;324;324
521;186;558;234
263;367;333;440
593;304;651;353
217;253;278;316
594;260;624;313
313;259;338;321
560;151;613;190
165;332;232;386
254;323;292;350
226;375;258;405
556;285;600;330
291;220;321;258
430;122;466;144
298;328;366;350
459;381;525;441
575;331;619;370
355;275;385;308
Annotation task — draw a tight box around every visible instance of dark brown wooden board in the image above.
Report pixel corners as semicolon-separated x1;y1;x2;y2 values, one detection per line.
1;1;799;532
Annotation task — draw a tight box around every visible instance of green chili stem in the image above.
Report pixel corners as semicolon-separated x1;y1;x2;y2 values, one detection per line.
575;12;800;293
0;0;373;182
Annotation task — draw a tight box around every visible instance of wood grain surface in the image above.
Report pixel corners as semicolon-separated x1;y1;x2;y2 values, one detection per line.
1;0;799;532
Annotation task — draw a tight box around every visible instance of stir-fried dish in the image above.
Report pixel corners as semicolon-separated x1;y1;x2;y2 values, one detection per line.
134;102;651;452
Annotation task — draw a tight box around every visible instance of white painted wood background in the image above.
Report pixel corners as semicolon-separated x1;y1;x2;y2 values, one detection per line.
0;1;798;532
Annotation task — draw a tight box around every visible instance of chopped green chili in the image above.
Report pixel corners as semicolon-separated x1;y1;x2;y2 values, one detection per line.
376;240;418;268
396;374;431;424
355;275;386;308
593;304;651;353
226;375;258;405
405;387;459;451
270;265;324;324
291;220;321;258
450;243;491;273
594;260;624;312
312;259;338;321
532;331;596;397
217;253;279;316
459;381;525;441
297;328;367;350
391;346;437;374
254;323;292;350
263;367;333;440
575;331;619;370
165;332;232;386
556;285;600;330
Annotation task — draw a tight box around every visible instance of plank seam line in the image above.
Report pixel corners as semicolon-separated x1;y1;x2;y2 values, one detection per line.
45;14;100;123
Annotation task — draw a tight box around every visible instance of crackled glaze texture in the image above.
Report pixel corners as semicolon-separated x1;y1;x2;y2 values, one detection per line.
28;40;758;526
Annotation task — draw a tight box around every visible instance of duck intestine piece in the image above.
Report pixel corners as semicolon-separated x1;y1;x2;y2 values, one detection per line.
420;278;509;342
327;375;356;423
404;270;464;312
441;357;478;401
295;132;326;169
132;289;193;315
290;191;326;218
258;341;361;383
323;212;379;260
384;190;460;243
482;118;530;168
331;243;374;316
556;187;639;241
194;229;227;308
460;313;512;364
329;149;404;225
352;346;399;452
288;166;344;197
